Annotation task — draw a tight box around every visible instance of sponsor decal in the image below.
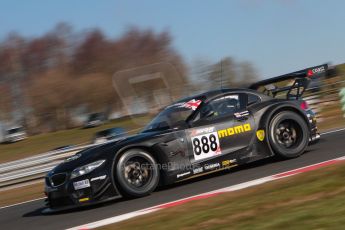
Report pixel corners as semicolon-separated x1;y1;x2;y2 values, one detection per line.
307;66;325;77
73;179;91;190
234;111;249;119
204;163;220;170
191;127;215;136
221;159;237;167
79;197;90;202
181;99;202;110
256;130;265;141
90;175;107;182
193;167;204;174
177;171;191;179
217;123;252;138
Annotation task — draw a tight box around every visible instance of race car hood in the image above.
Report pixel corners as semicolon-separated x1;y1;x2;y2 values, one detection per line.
48;130;171;174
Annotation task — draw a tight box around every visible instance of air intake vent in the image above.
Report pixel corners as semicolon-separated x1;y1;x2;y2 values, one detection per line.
50;173;67;187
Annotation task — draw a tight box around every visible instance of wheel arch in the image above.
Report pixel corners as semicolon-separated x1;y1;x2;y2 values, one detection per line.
257;103;310;156
112;144;161;164
262;105;310;130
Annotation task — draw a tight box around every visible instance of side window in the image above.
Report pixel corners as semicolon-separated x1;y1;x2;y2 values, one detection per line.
199;94;241;119
247;93;261;106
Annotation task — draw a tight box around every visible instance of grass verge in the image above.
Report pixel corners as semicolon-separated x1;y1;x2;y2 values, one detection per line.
0;181;44;207
0;115;150;163
99;161;345;230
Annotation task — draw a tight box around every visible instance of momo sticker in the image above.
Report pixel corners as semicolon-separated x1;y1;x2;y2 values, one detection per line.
217;123;252;138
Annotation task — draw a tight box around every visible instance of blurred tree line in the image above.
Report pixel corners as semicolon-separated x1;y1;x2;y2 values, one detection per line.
0;23;186;133
0;23;258;134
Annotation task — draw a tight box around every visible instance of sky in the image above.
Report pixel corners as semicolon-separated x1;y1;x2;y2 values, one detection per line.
1;0;345;78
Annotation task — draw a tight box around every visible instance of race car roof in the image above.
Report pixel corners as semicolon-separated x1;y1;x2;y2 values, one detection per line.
176;88;259;103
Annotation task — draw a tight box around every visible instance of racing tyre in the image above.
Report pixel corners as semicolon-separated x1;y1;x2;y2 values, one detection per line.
115;149;159;197
268;111;309;159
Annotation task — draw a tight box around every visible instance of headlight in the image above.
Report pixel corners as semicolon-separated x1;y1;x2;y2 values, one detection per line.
70;160;106;179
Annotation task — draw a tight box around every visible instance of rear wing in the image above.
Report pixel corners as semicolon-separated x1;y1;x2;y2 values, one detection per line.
249;64;328;99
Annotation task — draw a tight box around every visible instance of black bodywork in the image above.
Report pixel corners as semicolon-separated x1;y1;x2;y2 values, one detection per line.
92;127;127;144
44;65;324;212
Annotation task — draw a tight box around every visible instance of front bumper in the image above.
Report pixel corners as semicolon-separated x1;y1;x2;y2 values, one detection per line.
44;171;120;213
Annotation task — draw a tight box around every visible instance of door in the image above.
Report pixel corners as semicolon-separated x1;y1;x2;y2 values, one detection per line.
186;93;255;164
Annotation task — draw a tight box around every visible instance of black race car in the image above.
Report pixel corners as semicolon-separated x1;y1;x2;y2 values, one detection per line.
44;64;326;212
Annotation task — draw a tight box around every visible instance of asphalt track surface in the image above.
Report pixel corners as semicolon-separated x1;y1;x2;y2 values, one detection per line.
1;129;345;230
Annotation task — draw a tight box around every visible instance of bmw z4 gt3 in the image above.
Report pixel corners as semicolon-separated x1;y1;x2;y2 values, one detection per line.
44;64;325;212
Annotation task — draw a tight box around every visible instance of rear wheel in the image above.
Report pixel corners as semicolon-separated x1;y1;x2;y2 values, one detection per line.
115;149;159;197
269;111;309;159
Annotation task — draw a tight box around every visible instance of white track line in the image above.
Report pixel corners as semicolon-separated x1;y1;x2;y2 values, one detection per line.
67;155;345;230
321;127;345;135
0;197;45;210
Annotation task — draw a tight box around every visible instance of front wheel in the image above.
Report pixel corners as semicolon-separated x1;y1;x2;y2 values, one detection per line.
115;149;159;197
268;111;309;159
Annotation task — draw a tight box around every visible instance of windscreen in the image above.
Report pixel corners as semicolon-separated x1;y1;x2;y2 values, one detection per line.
142;98;202;132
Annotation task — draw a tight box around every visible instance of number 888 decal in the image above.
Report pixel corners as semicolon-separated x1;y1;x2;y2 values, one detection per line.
191;132;221;161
